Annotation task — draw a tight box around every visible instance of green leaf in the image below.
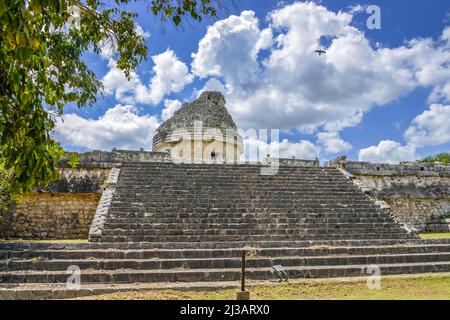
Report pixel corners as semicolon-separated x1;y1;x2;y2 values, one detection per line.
0;0;7;17
173;15;181;26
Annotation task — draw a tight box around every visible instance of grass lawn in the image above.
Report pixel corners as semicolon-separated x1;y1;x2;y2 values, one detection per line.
83;275;450;300
0;239;88;243
420;233;450;239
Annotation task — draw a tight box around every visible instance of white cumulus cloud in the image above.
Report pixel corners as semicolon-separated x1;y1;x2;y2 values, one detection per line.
317;131;352;154
358;140;417;164
161;99;183;121
102;59;146;105
243;136;320;162
404;104;450;147
192;10;272;87
148;49;193;105
102;49;192;106
55;105;160;151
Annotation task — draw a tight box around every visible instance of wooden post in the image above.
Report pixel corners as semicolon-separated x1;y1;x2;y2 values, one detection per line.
241;249;246;291
236;249;250;300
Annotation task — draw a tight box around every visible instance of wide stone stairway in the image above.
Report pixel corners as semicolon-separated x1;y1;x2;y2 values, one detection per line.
1;162;450;299
102;163;412;242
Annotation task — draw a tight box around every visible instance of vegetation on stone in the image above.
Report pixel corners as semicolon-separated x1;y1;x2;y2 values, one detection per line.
420;233;450;239
418;153;450;165
0;160;11;225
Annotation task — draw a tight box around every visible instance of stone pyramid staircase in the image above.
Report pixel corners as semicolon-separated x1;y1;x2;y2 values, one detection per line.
99;162;413;242
2;162;450;299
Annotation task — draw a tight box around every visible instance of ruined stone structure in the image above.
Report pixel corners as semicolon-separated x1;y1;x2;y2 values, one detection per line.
1;92;450;299
0;167;109;239
0;151;171;239
325;159;450;232
153;91;244;163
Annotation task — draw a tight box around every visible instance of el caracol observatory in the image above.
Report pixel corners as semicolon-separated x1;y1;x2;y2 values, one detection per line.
152;91;244;162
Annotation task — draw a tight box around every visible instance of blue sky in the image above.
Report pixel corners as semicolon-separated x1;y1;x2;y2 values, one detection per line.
55;0;450;163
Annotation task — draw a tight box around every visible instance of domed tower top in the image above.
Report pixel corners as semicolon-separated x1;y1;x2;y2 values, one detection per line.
153;91;243;162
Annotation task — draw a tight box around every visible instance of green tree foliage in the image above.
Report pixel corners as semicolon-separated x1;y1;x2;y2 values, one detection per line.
418;152;450;164
0;159;12;226
0;0;220;195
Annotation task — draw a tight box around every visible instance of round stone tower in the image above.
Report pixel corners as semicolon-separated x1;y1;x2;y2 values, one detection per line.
152;91;244;163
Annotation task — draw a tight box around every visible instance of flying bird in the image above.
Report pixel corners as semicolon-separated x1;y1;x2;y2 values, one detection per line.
314;49;326;56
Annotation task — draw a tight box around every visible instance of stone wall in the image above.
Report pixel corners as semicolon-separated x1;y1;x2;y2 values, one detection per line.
1;193;100;239
384;198;450;231
329;160;450;177
0;167;110;239
276;158;320;167
47;167;111;193
59;150;171;167
351;175;449;199
326;159;450;231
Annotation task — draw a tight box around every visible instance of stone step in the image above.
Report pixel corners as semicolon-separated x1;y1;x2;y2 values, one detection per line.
103;222;399;230
4;252;450;272
111;199;377;203
100;233;412;242
3;239;450;250
426;218;450;232
120;165;338;170
110;197;376;201
117;182;354;186
110;206;381;211
109;210;384;216
119;167;339;172
117;175;353;179
115;183;358;188
117;172;349;177
0;281;245;300
101;226;404;236
119;182;356;186
110;198;376;203
2;261;450;283
104;217;395;224
426;225;450;232
110;203;377;209
119;179;351;182
109;209;387;215
117;179;353;184
3;244;450;260
119;169;338;172
108;213;388;220
118;178;356;182
112;193;373;197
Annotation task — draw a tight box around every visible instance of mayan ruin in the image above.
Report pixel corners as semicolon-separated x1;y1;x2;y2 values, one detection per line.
0;91;449;301
1;0;450;307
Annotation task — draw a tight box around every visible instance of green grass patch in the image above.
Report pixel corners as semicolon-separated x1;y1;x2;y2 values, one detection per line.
420;233;450;239
0;239;88;243
84;275;450;300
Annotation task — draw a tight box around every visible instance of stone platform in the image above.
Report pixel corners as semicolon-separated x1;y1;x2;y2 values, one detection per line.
2;160;449;299
92;162;414;242
1;239;450;299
